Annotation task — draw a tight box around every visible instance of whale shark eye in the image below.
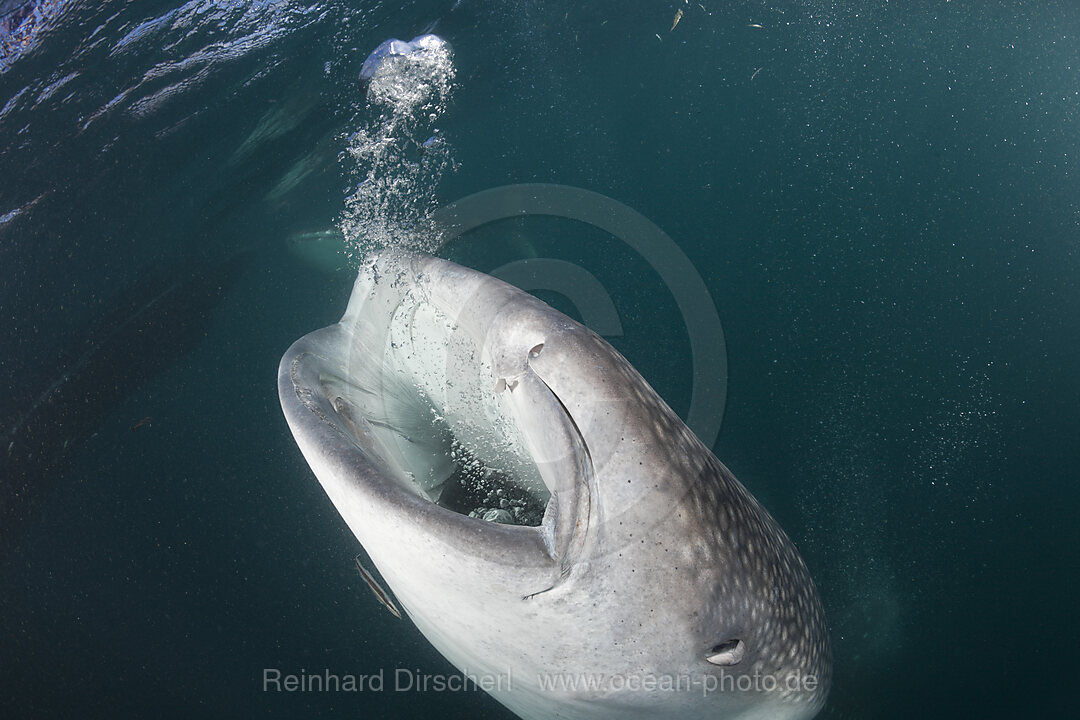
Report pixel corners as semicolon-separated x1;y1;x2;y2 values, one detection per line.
529;343;544;359
706;639;745;666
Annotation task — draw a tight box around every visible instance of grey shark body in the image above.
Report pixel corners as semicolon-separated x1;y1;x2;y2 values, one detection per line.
277;252;830;719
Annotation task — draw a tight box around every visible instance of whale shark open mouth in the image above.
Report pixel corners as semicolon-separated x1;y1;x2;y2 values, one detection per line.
289;251;596;542
310;328;553;528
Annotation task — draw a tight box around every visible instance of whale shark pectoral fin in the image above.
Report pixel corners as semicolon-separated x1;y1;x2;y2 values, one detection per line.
355;554;402;619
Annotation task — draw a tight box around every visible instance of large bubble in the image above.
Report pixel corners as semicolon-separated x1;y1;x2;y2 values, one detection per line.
359;38;415;81
360;33;453;116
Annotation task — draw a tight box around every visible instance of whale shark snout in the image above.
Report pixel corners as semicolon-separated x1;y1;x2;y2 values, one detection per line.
278;251;831;719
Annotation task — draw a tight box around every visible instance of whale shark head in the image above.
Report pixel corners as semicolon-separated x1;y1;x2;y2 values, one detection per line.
278;251;831;719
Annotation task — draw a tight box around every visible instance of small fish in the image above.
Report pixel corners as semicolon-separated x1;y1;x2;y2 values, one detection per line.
747;23;764;29
671;9;683;32
132;416;152;431
355;554;402;619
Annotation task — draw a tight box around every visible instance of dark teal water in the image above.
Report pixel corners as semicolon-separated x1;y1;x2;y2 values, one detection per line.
2;1;1077;718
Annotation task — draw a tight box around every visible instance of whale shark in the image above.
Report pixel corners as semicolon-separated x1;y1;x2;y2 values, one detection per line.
277;252;831;719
